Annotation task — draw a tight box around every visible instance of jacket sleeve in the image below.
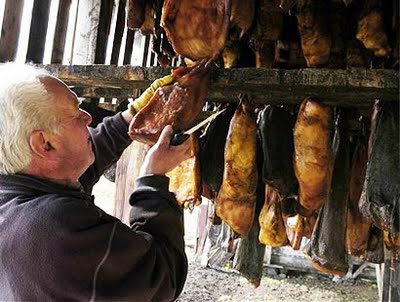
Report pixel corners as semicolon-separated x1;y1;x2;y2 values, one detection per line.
79;112;132;193
44;175;187;302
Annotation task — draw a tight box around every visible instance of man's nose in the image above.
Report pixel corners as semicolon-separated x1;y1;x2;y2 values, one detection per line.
80;109;93;125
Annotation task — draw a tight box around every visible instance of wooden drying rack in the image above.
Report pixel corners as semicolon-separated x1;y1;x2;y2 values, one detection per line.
44;65;399;108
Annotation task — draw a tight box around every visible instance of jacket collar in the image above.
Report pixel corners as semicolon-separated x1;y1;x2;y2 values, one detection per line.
0;173;90;200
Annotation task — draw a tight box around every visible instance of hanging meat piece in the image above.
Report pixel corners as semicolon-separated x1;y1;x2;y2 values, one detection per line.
327;0;347;68
129;62;210;144
293;98;333;214
200;104;237;196
167;134;202;208
346;135;371;256
383;231;400;259
285;214;303;250
215;102;258;237
127;0;147;29
258;185;288;247
344;1;370;68
295;0;332;66
230;0;255;38
251;0;284;68
356;0;391;57
258;105;297;197
139;1;155;35
161;0;231;60
359;101;399;235
285;212;317;250
304;110;351;276
222;41;241;68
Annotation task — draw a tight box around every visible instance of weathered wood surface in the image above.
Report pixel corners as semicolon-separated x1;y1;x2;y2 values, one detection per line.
51;0;72;64
26;0;52;63
43;65;399;106
0;0;25;62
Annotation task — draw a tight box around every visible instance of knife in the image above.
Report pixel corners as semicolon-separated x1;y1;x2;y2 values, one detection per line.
170;108;227;146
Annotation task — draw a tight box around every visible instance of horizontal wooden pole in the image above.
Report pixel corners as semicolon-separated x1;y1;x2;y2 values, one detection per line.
42;65;399;107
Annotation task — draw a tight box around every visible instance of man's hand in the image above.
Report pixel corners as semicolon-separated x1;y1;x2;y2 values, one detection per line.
140;125;191;176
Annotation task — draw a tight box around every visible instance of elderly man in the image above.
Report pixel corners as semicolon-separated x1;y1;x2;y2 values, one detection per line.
0;63;191;301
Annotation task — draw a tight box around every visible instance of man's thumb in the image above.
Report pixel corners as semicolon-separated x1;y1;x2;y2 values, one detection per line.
157;125;173;147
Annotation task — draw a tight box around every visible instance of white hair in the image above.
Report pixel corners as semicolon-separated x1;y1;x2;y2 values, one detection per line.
0;63;60;174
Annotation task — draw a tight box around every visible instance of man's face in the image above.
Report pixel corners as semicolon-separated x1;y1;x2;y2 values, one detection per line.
41;76;95;180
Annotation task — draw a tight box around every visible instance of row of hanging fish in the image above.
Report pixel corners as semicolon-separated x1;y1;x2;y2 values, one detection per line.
198;98;398;279
126;53;398;277
126;0;398;68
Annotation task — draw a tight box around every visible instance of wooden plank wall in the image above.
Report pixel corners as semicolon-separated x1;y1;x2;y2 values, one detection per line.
0;0;25;61
0;0;158;109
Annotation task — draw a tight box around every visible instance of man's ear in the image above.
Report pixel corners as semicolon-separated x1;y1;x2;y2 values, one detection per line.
29;130;56;159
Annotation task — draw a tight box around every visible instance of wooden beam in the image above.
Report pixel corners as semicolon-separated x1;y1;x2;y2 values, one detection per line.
26;0;52;63
43;65;399;107
51;0;72;63
0;0;25;62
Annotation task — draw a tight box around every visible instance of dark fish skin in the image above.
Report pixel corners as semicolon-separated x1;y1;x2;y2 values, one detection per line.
304;109;351;276
258;105;297;197
359;101;399;235
199;104;237;195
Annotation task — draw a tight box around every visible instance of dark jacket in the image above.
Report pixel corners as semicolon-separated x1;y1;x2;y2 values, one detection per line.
0;113;187;301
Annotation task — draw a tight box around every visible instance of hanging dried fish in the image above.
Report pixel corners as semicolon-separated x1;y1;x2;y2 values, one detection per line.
359;101;399;236
295;0;332;66
304;109;351;276
251;0;284;68
346;135;371;256
216;102;258;237
139;1;155;35
229;0;256;39
129;62;210;144
258;105;297;197
200;104;237;196
167;134;202;209
127;0;147;29
293;98;333;214
258;185;288;247
356;0;391;57
161;0;232;60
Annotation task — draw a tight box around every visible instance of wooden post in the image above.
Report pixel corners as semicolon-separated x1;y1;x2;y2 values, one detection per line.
376;264;383;301
142;35;150;66
94;0;114;64
123;29;135;65
73;0;101;64
51;0;72;64
110;0;126;65
0;0;25;62
26;0;52;63
389;258;400;302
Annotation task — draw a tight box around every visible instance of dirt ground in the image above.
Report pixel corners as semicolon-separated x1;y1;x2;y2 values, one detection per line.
93;177;379;302
177;245;378;302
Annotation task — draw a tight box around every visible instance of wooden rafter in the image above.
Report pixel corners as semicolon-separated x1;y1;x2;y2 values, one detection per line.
43;65;399;107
